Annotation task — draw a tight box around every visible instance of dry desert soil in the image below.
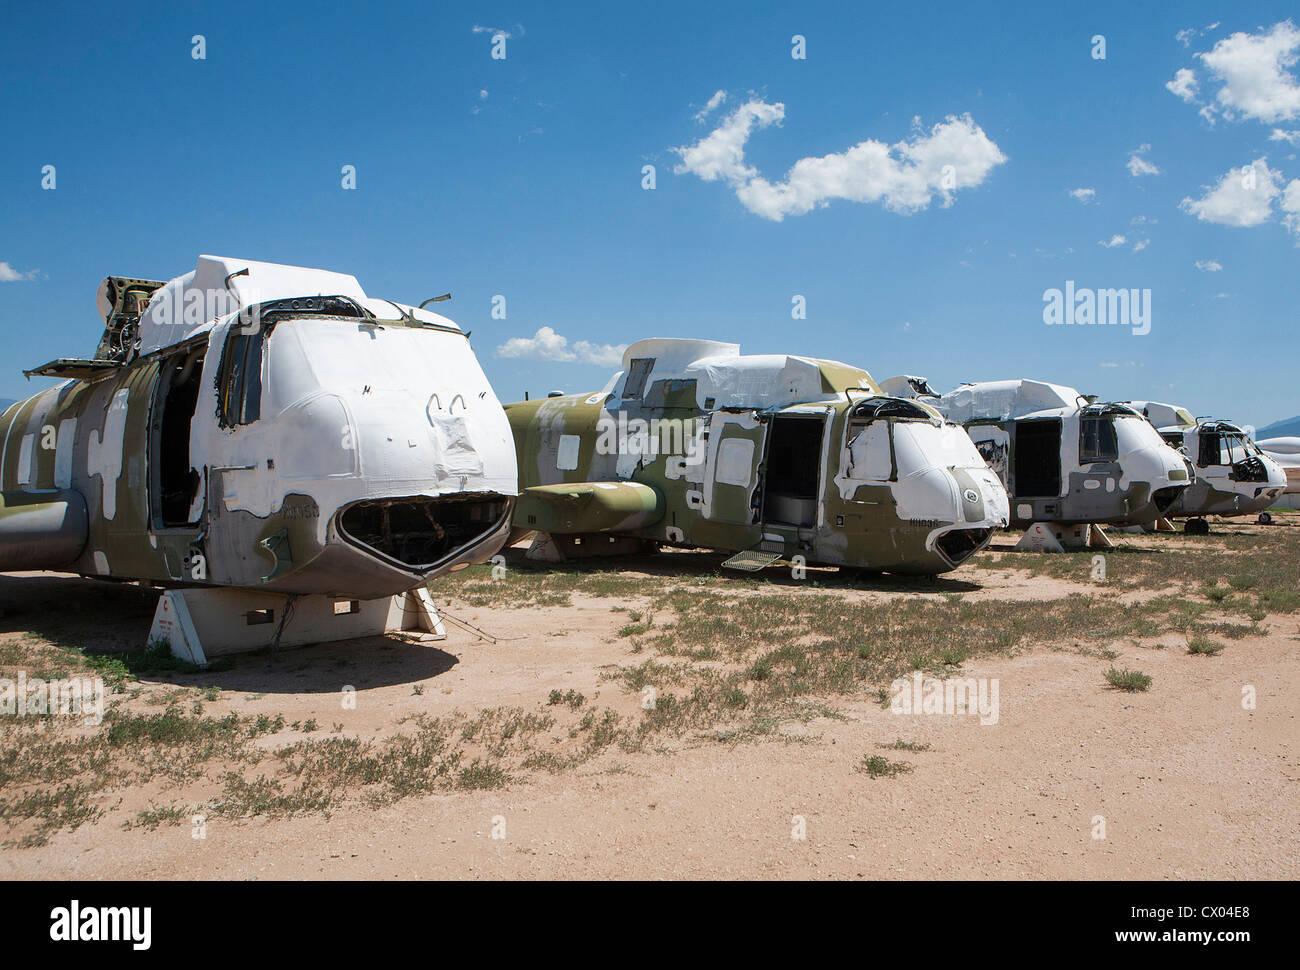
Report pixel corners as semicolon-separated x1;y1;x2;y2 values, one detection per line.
2;514;1298;879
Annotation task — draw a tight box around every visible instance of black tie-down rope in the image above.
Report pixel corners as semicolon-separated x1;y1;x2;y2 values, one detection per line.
268;594;300;657
429;605;529;644
265;592;523;651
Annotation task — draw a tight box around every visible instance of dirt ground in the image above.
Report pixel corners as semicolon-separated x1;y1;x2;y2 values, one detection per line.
2;516;1298;880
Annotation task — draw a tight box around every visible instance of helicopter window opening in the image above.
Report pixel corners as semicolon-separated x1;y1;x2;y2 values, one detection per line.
1161;432;1184;450
763;415;824;527
156;349;206;527
216;327;264;428
844;419;893;482
1198;431;1219;468
622;358;654;400
1080;415;1119;463
1221;436;1240;465
1014;419;1061;497
848;397;932;421
338;495;512;569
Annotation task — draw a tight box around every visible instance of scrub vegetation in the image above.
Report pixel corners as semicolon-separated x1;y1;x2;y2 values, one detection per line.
2;511;1296;846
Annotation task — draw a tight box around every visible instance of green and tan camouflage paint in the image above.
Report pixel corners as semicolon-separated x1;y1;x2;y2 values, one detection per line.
507;360;1000;575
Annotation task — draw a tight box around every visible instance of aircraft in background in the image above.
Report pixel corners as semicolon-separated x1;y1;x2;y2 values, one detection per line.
0;256;517;660
881;376;1190;545
1130;401;1288;530
1254;437;1300;511
506;339;1008;576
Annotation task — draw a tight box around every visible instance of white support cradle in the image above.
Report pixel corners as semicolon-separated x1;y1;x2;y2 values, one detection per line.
148;587;446;667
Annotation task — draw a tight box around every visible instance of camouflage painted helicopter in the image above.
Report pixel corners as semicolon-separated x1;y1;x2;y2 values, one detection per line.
0;256;516;658
506;339;1009;576
881;376;1191;543
1129;401;1287;531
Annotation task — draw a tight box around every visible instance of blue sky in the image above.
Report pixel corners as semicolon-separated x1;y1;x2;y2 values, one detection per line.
2;0;1298;425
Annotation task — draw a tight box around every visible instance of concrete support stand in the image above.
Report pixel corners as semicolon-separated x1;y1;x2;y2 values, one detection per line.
1015;522;1112;552
149;586;446;667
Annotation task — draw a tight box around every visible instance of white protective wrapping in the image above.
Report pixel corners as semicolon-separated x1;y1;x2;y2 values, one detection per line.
938;379;1082;423
1127;400;1196;431
137;255;375;357
612;338;873;411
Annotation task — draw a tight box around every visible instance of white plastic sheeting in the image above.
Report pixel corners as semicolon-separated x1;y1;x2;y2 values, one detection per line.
1127;400;1196;430
204;314;515;526
611;337;875;411
136;256;375;357
938;379;1082;423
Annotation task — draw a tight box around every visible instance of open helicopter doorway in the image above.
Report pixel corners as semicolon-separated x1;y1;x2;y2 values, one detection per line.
150;346;206;528
1013;418;1062;497
761;413;826;528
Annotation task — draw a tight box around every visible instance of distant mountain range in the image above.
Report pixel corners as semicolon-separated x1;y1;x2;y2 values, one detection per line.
1258;416;1300;440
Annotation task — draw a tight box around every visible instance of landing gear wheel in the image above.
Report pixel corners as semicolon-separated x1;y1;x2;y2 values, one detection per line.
1257;511;1273;525
1184;518;1210;535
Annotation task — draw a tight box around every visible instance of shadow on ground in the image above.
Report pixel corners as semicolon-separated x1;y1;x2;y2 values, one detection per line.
494;544;985;593
0;572;461;693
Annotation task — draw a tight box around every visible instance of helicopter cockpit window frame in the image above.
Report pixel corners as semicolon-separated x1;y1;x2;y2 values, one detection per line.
216;325;265;429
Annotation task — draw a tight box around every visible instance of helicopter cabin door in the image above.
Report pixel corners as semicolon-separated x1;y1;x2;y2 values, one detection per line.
760;412;827;529
148;344;208;535
703;411;767;525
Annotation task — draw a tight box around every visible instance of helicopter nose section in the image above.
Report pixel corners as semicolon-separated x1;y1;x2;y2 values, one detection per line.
335;493;513;573
323;390;518;581
1265;455;1288;490
1119;439;1190;521
214;386;517;598
929;466;1009;567
950;465;1011;528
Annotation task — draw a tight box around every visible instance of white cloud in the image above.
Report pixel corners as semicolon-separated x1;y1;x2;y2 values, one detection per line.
472;23;523;38
1180;158;1283;226
0;262;36;282
673;98;784;184
1177;23;1222;48
1270;127;1300;143
1132;238;1150;251
1185;21;1300;124
1126;144;1161;177
1166;68;1199;102
1195;259;1223;271
1069;187;1096;203
1283;178;1300;236
479;89;488;99
496;327;626;366
694;89;727;122
673;98;1007;221
1099;234;1127;248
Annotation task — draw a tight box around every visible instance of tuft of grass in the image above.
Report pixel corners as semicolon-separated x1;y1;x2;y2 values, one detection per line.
547;689;586;710
456;760;511;790
1187;636;1225;656
880;739;931;752
1104;667;1152;692
857;755;913;778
